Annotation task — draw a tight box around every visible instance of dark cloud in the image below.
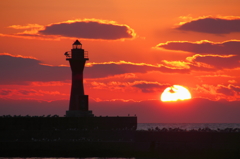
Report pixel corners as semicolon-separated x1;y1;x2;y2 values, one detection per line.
85;63;189;79
39;21;134;40
158;40;240;55
0;54;70;84
1;98;240;123
217;86;235;96
0;54;190;84
217;85;240;96
230;85;240;93
177;18;240;34
190;54;240;69
158;40;240;70
0;89;12;95
18;89;37;95
132;83;170;93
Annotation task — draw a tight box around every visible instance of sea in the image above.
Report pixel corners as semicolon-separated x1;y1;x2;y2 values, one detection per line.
137;123;240;131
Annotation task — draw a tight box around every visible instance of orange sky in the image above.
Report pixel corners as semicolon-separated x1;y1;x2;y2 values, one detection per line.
1;0;240;123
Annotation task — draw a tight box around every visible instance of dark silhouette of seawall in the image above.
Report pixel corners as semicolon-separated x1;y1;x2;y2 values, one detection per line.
0;116;137;130
1;117;240;158
2;130;240;158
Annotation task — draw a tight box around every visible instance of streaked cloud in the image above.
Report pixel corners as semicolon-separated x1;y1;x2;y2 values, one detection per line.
2;52;239;88
161;54;240;72
85;61;190;78
187;54;240;69
131;81;170;93
0;88;64;97
88;80;171;94
0;53;70;84
193;84;240;101
0;53;190;84
8;24;44;30
30;81;70;86
177;16;240;34
217;84;240;96
156;40;240;55
0;89;12;96
162;60;190;69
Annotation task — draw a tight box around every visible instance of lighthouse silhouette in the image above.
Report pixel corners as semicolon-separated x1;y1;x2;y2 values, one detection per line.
65;40;94;117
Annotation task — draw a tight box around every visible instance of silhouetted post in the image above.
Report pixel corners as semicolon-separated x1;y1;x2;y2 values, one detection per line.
65;40;93;117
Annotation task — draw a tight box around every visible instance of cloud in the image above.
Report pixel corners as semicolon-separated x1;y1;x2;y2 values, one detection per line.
162;60;190;69
17;89;38;95
161;54;240;72
177;17;240;34
217;84;240;96
0;53;70;84
1;98;240;123
131;81;170;93
0;89;12;95
39;20;135;40
0;54;190;84
3;19;136;40
30;81;70;86
217;85;235;96
88;81;171;94
192;84;240;101
8;24;44;30
156;40;240;70
85;61;190;78
186;54;240;69
157;40;240;55
1;52;238;87
0;88;64;98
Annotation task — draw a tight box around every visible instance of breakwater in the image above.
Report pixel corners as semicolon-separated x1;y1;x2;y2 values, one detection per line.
1;129;240;158
1;117;240;158
0;116;137;130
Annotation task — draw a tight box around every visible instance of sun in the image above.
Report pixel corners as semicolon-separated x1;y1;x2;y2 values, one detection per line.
161;85;192;102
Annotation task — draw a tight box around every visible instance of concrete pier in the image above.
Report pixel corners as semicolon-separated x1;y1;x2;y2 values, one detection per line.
1;129;240;158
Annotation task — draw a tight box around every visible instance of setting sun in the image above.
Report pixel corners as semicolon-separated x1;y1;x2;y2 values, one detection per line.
161;85;192;102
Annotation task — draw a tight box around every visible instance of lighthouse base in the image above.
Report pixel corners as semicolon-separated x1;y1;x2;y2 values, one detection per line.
66;110;94;117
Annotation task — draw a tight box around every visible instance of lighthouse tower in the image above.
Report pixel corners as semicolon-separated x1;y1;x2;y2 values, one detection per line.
65;40;93;117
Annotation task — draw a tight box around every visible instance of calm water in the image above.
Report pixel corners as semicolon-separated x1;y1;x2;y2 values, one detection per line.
137;123;240;130
0;157;139;159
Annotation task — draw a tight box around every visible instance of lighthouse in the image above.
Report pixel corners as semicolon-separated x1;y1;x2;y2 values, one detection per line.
65;40;93;117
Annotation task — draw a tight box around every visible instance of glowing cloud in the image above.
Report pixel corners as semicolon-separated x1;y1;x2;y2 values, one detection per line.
39;19;136;40
4;19;136;40
162;60;190;69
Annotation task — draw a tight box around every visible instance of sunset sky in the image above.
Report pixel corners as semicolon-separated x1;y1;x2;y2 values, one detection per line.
1;0;240;123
